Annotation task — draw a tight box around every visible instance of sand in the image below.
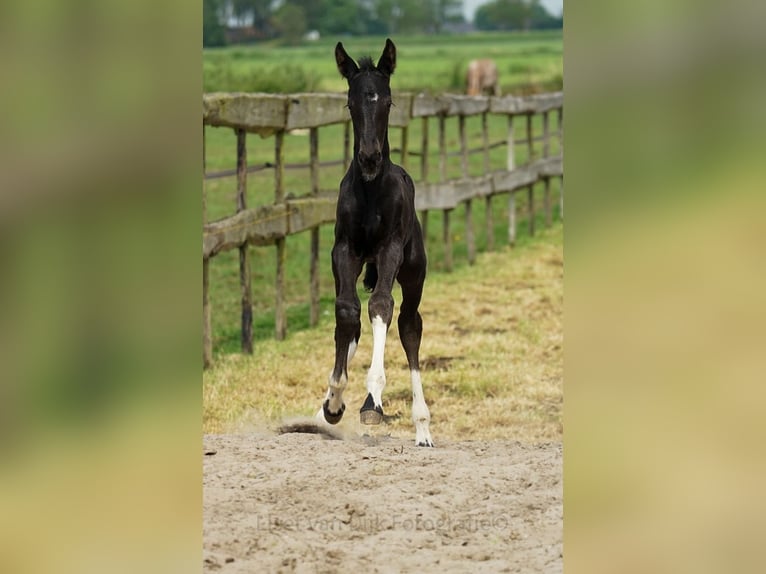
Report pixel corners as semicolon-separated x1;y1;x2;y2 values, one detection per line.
203;428;562;573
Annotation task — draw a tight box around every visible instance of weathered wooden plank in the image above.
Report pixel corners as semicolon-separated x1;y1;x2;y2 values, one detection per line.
389;93;413;127
286;197;337;234
489;92;563;115
203;93;287;135
416;182;453;211
491;166;539;194
203;204;289;258
441;94;490;116
286;93;348;130
530;92;564;112
204;158;561;258
414;177;491;211
536;155;563;177
412;92;448;117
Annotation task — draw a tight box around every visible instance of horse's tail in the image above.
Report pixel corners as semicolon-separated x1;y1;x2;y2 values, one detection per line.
363;262;378;292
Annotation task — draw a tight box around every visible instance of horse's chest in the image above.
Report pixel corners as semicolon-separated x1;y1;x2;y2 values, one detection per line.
358;209;384;250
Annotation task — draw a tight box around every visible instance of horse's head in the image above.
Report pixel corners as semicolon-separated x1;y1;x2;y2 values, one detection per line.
336;39;396;182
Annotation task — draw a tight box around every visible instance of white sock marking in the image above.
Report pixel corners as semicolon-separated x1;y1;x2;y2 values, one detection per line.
366;315;387;407
411;369;433;446
317;339;357;422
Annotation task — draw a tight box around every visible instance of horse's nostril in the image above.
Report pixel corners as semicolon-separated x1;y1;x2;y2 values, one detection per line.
359;149;381;167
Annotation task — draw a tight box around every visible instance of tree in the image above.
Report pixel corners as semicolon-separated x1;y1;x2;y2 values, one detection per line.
474;0;559;31
272;2;307;45
318;0;371;36
203;0;226;47
430;0;465;33
230;0;274;32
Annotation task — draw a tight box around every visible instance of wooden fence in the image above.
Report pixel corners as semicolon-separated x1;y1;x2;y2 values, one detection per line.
203;90;563;367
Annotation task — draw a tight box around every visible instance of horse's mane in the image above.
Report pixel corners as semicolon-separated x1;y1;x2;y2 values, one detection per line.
358;56;376;72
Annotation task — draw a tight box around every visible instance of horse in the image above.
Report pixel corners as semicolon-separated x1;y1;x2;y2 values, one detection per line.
466;59;500;96
316;38;434;447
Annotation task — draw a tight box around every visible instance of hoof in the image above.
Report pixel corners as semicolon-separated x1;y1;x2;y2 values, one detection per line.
416;439;435;447
359;393;384;425
322;400;345;425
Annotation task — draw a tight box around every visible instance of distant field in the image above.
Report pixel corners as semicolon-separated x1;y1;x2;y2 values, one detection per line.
204;30;562;94
203;31;563;356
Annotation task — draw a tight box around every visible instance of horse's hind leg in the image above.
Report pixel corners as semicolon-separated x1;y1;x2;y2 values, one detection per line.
397;237;434;447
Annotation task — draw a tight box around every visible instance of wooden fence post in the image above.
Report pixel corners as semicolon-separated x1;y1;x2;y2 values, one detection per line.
560;176;564;221
482;111;494;251
400;125;409;171
543;111;552;227
439;114;453;271
236;128;253;354
309;127;320;327
558;107;564;221
203;124;213;368
274;130;286;340
507;115;516;246
419;116;429;248
459;115;475;265
544;178;552;227
526;114;535;237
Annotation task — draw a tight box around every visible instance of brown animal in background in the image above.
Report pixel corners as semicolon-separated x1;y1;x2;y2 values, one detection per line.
466;59;500;96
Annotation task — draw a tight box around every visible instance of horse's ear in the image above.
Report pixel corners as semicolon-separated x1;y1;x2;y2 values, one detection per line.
377;38;396;77
335;42;359;81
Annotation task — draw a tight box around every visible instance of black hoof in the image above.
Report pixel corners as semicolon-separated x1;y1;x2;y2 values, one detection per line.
359;393;384;425
322;400;345;425
416;440;435;447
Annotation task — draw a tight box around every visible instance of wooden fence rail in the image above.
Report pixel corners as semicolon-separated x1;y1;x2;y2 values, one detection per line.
202;91;563;367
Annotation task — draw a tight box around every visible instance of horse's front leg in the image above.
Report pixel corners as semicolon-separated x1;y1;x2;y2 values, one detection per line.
360;246;403;425
317;242;362;425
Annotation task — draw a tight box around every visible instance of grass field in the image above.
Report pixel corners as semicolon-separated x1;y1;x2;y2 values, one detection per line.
204;30;563;94
203;223;563;442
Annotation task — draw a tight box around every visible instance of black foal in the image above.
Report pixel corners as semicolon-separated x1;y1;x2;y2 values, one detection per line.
316;38;433;447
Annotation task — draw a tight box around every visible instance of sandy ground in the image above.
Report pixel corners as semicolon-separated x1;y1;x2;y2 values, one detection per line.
203;427;562;573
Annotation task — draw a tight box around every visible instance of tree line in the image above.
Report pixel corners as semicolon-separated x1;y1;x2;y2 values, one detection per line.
204;0;562;47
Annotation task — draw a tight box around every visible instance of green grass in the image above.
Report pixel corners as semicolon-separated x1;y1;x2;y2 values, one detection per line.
204;30;562;94
203;223;563;442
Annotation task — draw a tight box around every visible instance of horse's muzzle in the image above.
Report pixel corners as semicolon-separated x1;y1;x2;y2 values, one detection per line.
358;149;382;181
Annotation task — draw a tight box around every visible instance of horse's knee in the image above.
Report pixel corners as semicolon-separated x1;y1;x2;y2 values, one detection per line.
335;299;360;337
368;293;394;324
